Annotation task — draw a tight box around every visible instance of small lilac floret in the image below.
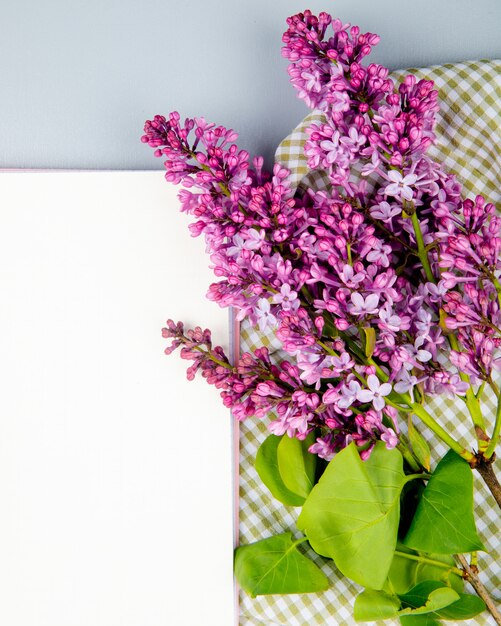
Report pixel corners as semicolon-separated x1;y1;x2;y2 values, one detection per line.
357;375;392;411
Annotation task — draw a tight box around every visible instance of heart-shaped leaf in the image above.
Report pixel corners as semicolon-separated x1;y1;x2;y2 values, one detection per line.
255;435;306;506
297;442;406;589
354;589;401;621
234;533;330;597
277;432;316;499
403;450;485;554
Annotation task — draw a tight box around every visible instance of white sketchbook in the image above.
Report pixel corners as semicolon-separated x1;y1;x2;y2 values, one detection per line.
0;171;236;626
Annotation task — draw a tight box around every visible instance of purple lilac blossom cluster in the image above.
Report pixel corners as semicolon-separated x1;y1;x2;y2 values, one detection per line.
145;10;500;461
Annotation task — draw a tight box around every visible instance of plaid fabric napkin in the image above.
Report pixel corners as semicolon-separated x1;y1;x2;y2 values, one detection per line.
238;60;501;626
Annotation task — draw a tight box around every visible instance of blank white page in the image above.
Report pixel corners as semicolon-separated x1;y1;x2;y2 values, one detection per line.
0;171;235;626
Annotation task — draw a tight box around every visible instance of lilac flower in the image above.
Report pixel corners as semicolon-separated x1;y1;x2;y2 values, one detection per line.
282;10;380;110
297;352;330;386
361;151;382;177
349;292;380;316
394;370;419;398
370;201;401;224
403;337;433;368
366;241;392;267
331;352;355;374
268;409;310;437
322;385;342;406
150;10;501;469
337;380;362;409
320;131;341;164
243;228;266;250
425;280;448;303
378;303;409;333
273;284;299;311
381;428;399;449
302;70;323;95
450;350;481;379
255;299;277;332
414;308;433;339
308;436;336;461
384;170;417;201
226;234;247;257
426;372;469;397
328;90;351;113
357;374;392;411
340;126;366;153
339;264;365;287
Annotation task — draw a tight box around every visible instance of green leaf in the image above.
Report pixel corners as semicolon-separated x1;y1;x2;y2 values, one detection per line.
400;580;486;624
386;547;419;594
399;586;459;616
234;532;330;597
277;432;316;499
407;418;431;471
403;450;485;554
386;546;463;595
398;580;486;622
399;479;425;539
399;581;460;619
354;589;401;621
255;435;306;506
434;593;486;620
297;442;406;589
399;615;441;626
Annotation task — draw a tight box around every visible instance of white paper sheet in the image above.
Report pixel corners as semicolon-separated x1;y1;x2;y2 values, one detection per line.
0;171;235;626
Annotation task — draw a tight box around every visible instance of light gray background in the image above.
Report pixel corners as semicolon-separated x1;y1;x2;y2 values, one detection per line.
1;0;500;169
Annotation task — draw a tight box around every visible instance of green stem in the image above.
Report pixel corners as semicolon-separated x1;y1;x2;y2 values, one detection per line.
476;381;486;400
410;211;435;282
411;207;488;446
394;550;463;577
470;552;478;569
409;402;475;463
193;346;232;370
466;390;488;443
367;357;390;382
385;396;412;413
398;432;426;472
484;390;501;459
317;339;338;358
347;242;353;265
448;335;487;438
491;275;501;311
397;442;421;473
404;472;431;483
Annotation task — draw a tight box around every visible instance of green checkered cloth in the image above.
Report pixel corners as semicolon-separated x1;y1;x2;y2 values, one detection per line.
238;60;501;626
